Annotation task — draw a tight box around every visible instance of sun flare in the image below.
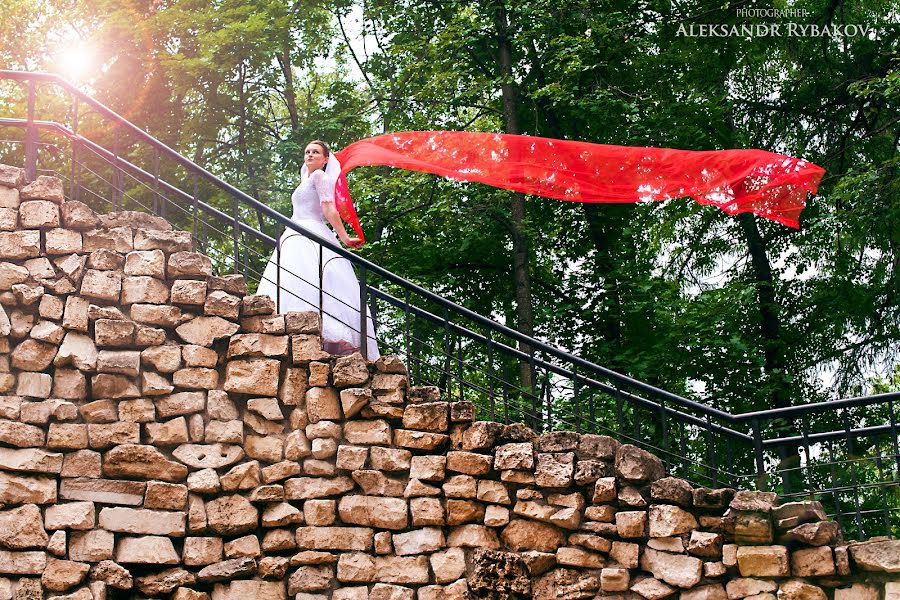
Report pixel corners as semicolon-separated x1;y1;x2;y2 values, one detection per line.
55;42;96;81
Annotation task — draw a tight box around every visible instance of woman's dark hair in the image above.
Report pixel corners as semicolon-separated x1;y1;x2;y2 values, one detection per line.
309;139;331;157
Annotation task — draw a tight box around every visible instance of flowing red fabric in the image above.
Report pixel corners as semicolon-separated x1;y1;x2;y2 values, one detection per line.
333;131;826;241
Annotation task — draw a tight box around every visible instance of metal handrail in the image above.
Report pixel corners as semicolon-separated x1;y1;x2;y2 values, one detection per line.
2;70;899;538
2;74;896;426
0;69;731;420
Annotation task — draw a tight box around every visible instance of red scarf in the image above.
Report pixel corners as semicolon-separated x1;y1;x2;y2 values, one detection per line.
334;131;826;242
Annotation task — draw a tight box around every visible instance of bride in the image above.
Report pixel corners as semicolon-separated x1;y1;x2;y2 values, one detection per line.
257;140;380;361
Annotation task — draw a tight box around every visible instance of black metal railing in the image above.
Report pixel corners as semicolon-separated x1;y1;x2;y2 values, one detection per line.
1;71;897;539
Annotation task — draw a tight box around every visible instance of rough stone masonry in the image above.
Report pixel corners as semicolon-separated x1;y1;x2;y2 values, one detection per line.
0;163;897;600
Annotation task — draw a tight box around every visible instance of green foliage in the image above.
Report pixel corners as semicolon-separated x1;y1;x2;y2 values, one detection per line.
1;0;899;421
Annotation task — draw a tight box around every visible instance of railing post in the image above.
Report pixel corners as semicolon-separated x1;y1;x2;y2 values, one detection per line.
111;132;122;208
573;364;581;433
191;176;202;252
69;96;79;201
231;195;241;274
153;148;161;216
24;80;37;182
359;264;369;360
752;417;767;491
318;243;324;332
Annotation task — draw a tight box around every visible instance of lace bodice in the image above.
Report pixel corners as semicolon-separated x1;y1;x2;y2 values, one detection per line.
290;169;335;222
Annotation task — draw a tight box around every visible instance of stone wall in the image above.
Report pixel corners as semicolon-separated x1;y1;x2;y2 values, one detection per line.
0;164;897;600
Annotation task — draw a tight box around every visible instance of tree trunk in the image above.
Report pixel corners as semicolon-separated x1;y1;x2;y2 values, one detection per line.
737;212;799;490
494;3;537;417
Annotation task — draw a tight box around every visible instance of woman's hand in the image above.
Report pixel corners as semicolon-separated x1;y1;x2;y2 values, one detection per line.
342;235;364;249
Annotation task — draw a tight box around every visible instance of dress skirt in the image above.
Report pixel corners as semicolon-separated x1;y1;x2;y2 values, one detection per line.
257;219;380;362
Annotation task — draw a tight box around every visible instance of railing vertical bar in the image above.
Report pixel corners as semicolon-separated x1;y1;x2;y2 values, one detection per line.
231;195;241;274
456;331;463;402
153;148;161;216
443;306;452;401
191;176;199;249
24;79;37;182
752;418;767;491
587;389;596;433
543;373;551;433
111;132;121;209
615;386;625;437
359;264;369;361
487;330;496;422
403;288;411;365
705;415;717;484
658;399;669;471
69;97;79;201
889;398;900;482
842;410;864;537
827;440;845;534
573;366;581;434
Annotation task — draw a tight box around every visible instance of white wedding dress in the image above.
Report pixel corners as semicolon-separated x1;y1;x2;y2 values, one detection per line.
257;169;380;361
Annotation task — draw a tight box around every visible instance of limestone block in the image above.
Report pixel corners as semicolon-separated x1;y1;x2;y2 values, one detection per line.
848;539;900;572
223;358;279;395
176;316;240;347
196;557;256;583
121;276;170;305
200;290;238;319
726;579;778;600
0;447;63;473
639;547;703;589
87;422;140;448
339;495;408;530
69;529;115;562
615;444;665;482
777;580;826;600
0;230;40;260
103;444;189;482
55;332;97;370
21;175;64;202
60;450;101;478
168;251;212;278
52;369;87;400
0;504;49;549
344;420;392;445
94;319;135;347
19;200;60;228
495;442;534;470
11;339;57;371
172;279;208;305
340;388;371;419
0;550;47;575
291;334;330;363
44;502;95;530
16;372;52;399
0;262;28;290
649;504;698;537
115;536;180;565
534;452;574;487
134;228;192;252
98;507;185;537
410;455;445;481
500;519;565;552
410;497;445;527
80;269;122;302
736;545;790;577
60;478;145;505
141;481;187;511
0;419;45;447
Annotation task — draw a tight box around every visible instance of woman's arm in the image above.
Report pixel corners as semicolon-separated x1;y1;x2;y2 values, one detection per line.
311;169;363;249
322;201;363;248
